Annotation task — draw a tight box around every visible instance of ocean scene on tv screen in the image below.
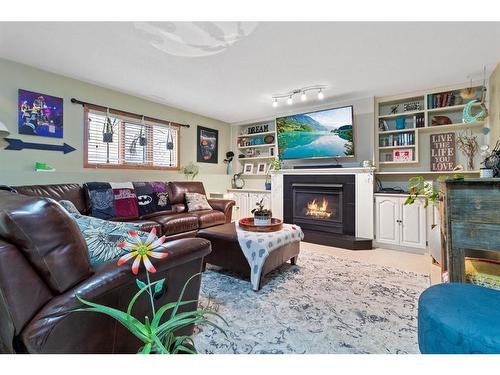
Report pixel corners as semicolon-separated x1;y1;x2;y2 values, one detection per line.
277;106;354;160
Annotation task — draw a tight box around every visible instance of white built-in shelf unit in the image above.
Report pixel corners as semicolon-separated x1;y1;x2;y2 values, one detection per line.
233;120;278;177
375;81;486;176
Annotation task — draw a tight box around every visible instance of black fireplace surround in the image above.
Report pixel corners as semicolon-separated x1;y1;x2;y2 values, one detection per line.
283;174;371;250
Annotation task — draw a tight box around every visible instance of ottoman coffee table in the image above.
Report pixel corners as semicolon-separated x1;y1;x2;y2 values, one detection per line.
197;222;300;290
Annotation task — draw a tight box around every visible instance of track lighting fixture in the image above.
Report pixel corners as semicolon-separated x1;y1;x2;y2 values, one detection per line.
271;85;326;107
317;88;324;100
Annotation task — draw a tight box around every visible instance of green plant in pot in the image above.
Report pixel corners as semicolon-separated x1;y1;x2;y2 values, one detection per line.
265;158;282;190
251;198;272;226
182;162;199;180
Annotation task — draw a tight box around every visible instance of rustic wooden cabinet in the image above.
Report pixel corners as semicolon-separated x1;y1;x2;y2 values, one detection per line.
442;179;500;282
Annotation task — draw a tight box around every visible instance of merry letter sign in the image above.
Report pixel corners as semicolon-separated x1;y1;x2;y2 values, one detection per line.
430;132;455;171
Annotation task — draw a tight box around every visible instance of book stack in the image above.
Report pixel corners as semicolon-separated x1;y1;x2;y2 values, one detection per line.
428;92;456;109
413;113;425;128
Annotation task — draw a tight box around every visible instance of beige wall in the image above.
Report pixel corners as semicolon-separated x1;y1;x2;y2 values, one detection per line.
0;58;232;192
489;62;500;146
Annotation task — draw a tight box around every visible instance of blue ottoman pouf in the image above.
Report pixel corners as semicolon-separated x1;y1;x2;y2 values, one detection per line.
418;283;500;354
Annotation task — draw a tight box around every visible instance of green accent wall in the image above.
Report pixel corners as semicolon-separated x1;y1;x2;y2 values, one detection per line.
0;58;232;192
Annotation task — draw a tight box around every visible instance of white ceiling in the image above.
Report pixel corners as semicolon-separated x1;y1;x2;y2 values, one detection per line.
1;22;499;124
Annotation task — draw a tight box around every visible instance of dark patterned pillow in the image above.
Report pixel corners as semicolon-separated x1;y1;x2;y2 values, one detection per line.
84;182;115;219
133;181;171;216
84;182;139;219
109;182;139;218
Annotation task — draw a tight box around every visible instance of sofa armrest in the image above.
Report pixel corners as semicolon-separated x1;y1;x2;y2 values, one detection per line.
20;238;211;353
208;199;235;223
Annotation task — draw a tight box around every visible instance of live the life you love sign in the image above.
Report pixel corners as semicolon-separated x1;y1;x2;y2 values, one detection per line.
430;132;455;171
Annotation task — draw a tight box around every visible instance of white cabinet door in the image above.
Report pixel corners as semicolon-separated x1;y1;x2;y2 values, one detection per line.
231;193;247;221
400;198;427;249
239;193;250;218
375;196;400;245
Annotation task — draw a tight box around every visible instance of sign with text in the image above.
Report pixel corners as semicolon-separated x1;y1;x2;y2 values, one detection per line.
430;132;455;171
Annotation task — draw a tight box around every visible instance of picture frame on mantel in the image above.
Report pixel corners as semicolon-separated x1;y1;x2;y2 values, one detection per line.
196;125;219;163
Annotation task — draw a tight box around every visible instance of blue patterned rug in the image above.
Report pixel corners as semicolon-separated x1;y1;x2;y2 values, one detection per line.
193;248;430;354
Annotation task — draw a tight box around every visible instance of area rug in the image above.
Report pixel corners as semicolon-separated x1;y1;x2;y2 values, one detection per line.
193;249;430;354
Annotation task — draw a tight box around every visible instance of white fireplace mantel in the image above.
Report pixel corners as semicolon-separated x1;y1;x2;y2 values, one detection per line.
270;167;375;239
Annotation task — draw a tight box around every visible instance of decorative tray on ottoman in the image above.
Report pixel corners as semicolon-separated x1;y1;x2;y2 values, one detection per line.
238;217;283;232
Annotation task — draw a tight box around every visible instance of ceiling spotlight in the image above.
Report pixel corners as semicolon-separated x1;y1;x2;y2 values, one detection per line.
271;85;326;107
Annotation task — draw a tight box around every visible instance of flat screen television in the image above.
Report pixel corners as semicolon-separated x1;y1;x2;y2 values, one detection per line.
276;105;354;160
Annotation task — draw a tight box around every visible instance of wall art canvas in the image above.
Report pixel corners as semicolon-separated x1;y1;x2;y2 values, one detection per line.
197;126;218;163
18;89;63;138
430;132;455;171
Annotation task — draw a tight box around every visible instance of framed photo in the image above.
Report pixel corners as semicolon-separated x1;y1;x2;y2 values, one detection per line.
393;149;413;162
243;163;254;174
197;126;218;163
18;89;63;138
256;162;267;174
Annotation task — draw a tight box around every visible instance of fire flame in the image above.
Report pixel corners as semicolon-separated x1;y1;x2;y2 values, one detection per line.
306;197;333;219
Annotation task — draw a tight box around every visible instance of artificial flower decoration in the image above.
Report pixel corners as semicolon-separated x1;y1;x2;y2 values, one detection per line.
117;228;168;274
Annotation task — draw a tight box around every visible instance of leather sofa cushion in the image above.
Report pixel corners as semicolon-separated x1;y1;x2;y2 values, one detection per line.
15;184;87;214
0;191;92;293
0;239;53;338
191;210;226;229
153;213;199;235
168;181;206;205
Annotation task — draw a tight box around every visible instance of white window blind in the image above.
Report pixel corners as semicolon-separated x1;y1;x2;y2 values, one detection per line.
85;107;179;169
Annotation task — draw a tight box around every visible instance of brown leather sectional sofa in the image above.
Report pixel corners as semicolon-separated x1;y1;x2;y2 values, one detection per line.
14;181;235;240
0;181;234;353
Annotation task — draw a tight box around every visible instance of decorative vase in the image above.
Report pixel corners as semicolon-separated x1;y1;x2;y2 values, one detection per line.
395;117;406;130
254;211;272;226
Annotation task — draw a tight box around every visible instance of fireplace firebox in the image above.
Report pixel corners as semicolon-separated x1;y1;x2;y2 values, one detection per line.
284;174;371;250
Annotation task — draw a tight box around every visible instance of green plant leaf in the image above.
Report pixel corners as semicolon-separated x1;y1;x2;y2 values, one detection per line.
138;343;152;354
127;279;164;318
151;300;197;330
75;295;149;342
136;279;147;291
154;279;165;295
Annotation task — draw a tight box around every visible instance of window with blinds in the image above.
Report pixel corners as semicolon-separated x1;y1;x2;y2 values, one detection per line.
84;106;179;170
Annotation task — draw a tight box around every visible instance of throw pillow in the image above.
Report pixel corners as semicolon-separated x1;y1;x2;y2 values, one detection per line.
84;182;139;220
84;182;116;220
109;182;139;218
59;199;81;215
185;192;212;212
133;181;171;216
59;199;145;267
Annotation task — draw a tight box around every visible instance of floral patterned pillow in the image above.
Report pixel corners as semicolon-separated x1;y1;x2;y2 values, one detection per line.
59;200;145;266
185;192;212;212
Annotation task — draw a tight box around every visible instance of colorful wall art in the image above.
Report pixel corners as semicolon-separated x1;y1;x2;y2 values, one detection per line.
18;89;63;138
197;125;218;163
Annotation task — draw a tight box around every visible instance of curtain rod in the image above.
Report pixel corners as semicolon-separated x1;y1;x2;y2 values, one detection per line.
70;98;190;128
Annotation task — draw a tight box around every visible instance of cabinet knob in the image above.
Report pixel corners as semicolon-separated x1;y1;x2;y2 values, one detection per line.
396;219;402;224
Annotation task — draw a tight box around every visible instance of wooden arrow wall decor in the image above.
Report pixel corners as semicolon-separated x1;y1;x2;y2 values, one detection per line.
4;138;76;154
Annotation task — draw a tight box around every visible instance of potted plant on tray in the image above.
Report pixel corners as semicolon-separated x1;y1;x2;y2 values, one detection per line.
251;198;272;226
